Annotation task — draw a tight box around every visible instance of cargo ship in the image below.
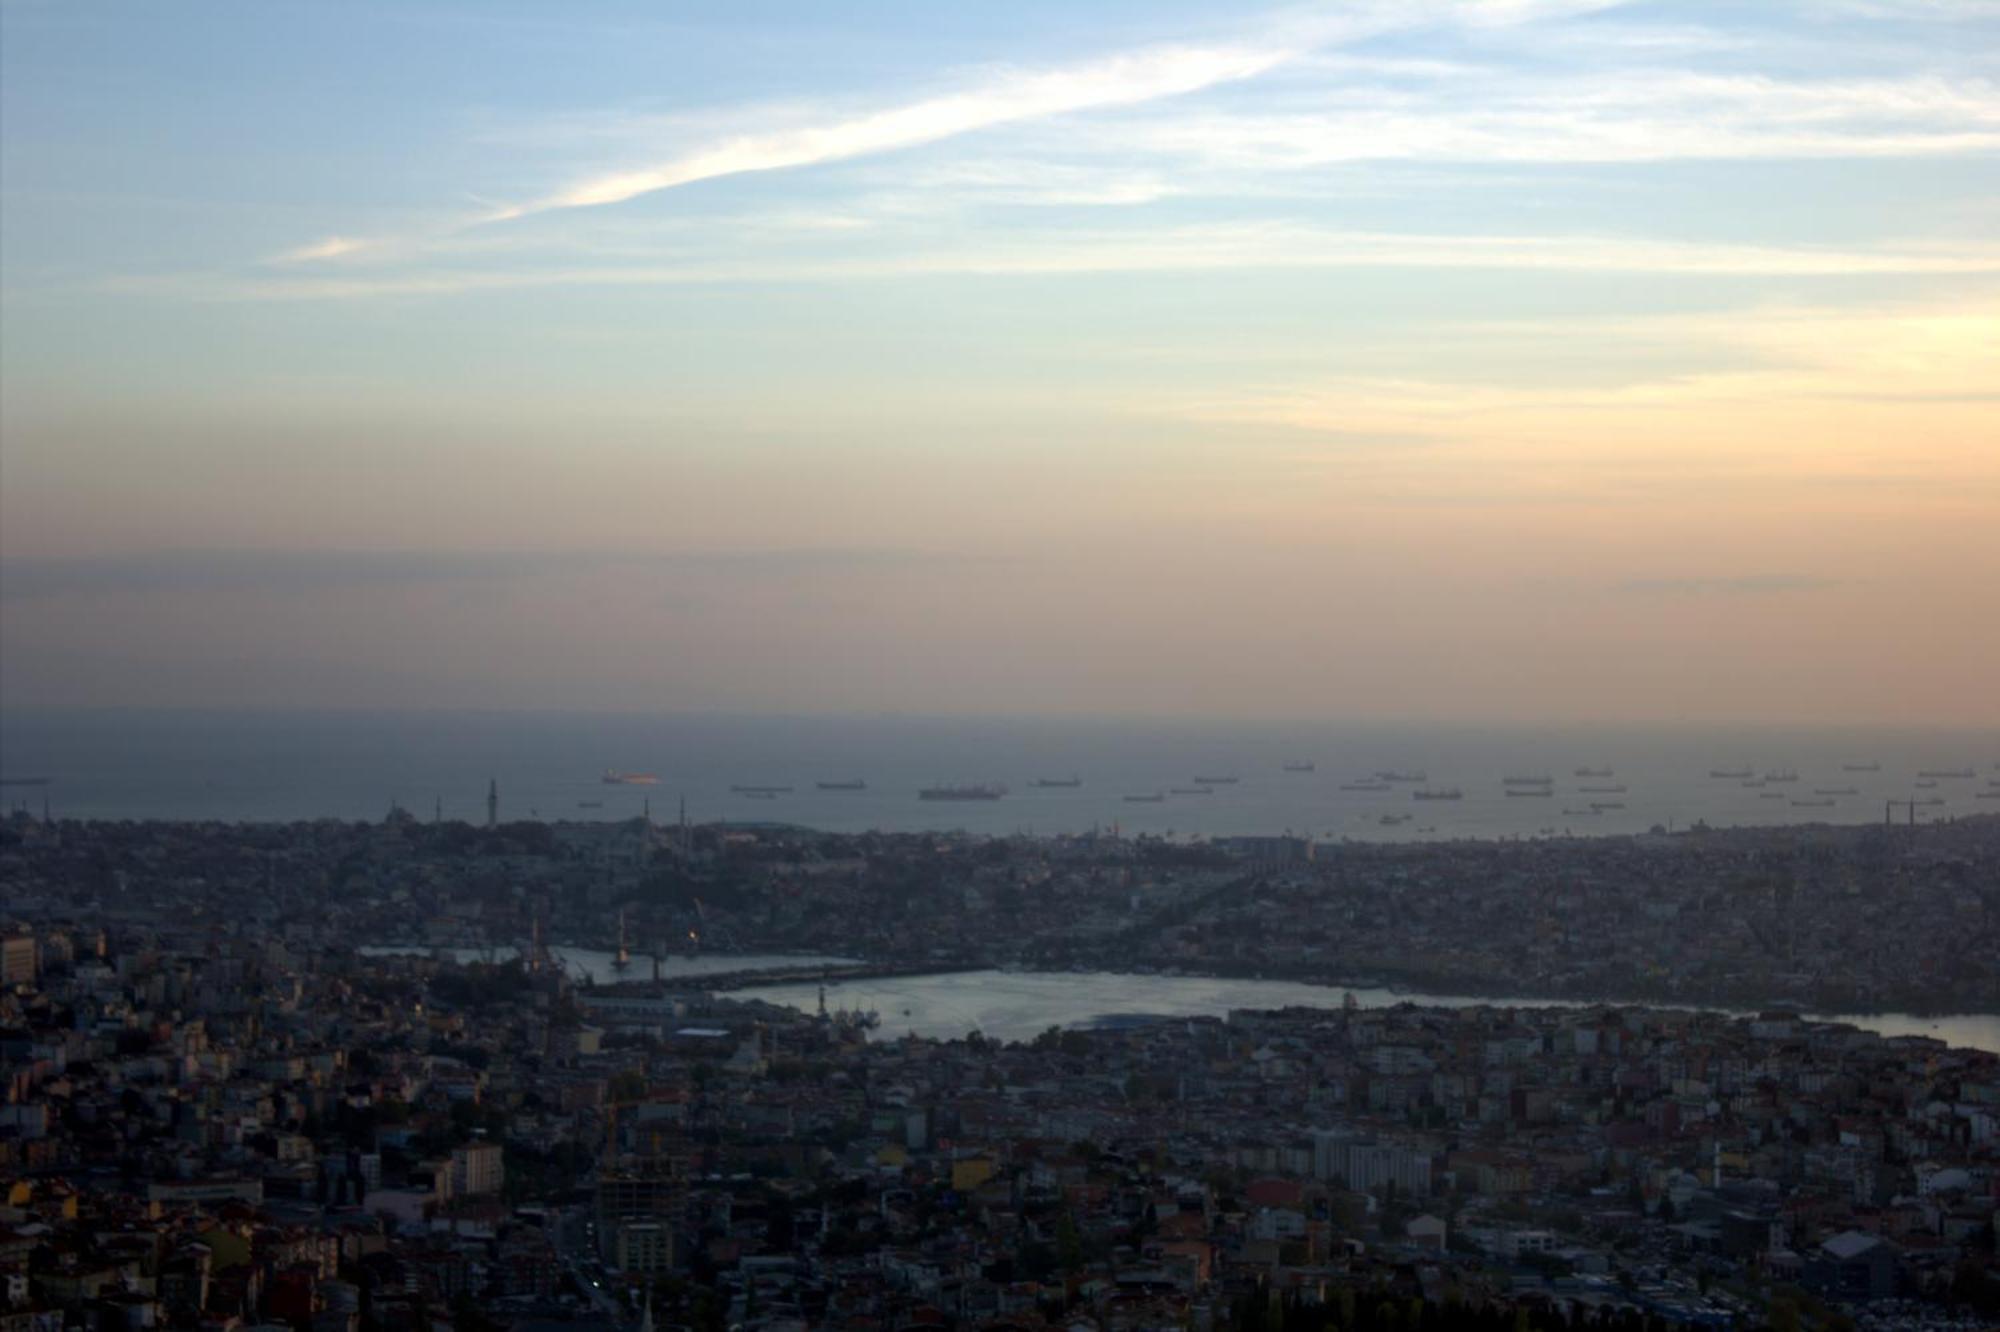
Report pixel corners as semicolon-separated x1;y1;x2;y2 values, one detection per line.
1579;784;1627;794
1843;762;1881;772
1918;767;1975;779
1506;787;1553;797
1413;787;1462;801
1033;776;1083;788
1283;762;1316;773
1340;780;1392;792
1123;792;1166;803
1763;770;1799;783
1814;787;1858;797
1376;770;1427;783
919;784;1006;801
602;770;660;785
816;780;866;790
731;784;793;795
1709;767;1753;779
1169;787;1214;796
1504;775;1553;787
1192;775;1240;785
1573;767;1614;778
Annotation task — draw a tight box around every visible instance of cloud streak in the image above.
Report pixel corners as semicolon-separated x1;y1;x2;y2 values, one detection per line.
0;547;980;599
1614;575;1849;595
523;40;1296;216
274;0;1629;262
203;227;2000;301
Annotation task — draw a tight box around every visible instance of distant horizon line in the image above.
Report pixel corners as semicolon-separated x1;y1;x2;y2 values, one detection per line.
2;702;1995;735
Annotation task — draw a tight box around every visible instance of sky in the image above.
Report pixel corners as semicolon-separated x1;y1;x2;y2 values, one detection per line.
1;0;1996;725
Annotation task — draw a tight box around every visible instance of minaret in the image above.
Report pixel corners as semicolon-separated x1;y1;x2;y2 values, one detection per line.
486;778;498;828
679;794;689;856
434;795;442;824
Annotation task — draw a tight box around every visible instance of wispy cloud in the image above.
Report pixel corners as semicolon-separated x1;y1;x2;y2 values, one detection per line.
268;235;370;264
271;0;1626;263
521;40;1296;216
1103;70;2000;170
272;18;1323;262
196;226;2000;301
0;547;978;599
1614;575;1849;595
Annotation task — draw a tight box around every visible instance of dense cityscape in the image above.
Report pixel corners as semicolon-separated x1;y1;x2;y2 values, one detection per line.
3;809;1997;1330
8;0;1999;1330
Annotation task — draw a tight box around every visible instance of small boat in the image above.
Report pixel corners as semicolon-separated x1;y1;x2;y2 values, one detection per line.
602;770;660;785
577;800;604;809
816;780;866;791
1579;785;1627;794
1124;792;1166;803
920;784;1006;801
1573;766;1614;778
1169;787;1214;796
1413;787;1462;801
1192;775;1239;785
1710;767;1753;779
1283;762;1315;773
1503;775;1554;787
1339;780;1392;792
1378;813;1412;826
1842;762;1881;772
1813;788;1858;797
1916;779;1938;789
1590;801;1626;810
1764;770;1799;783
1760;792;1787;800
1791;798;1835;808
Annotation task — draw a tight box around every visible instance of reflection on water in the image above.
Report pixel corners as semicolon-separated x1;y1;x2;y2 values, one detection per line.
739;968;2000;1055
358;946;857;985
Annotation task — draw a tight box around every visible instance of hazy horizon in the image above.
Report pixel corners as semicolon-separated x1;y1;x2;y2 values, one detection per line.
4;1;1996;726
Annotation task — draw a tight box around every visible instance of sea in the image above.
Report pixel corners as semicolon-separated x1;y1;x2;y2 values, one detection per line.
3;708;1996;840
